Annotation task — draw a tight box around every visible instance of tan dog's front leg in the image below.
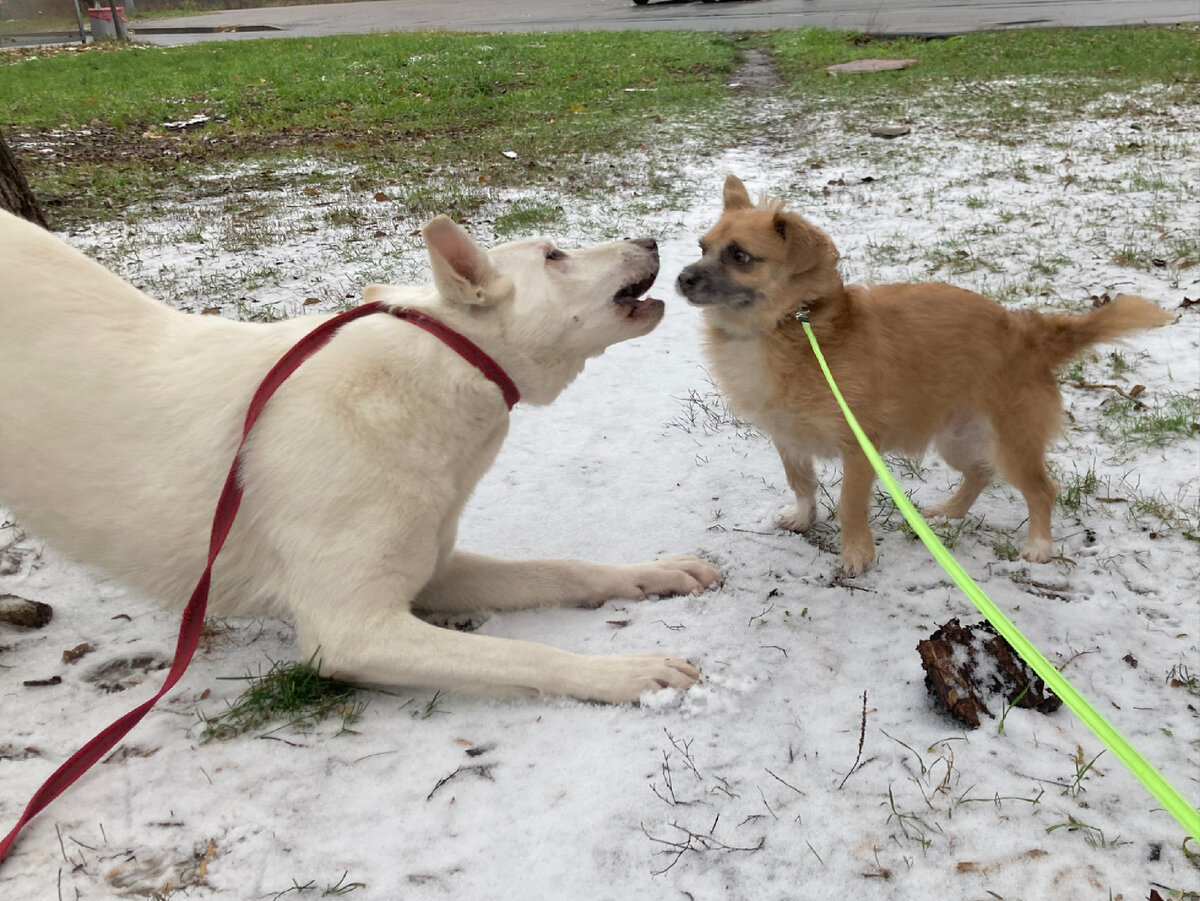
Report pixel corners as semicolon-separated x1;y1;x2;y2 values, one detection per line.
776;444;819;532
837;450;878;576
416;551;722;615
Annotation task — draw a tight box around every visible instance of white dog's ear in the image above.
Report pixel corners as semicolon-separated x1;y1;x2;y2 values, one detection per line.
723;174;753;211
422;215;514;306
362;284;395;304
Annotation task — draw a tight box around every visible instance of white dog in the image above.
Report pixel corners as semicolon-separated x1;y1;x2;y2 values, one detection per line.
0;209;721;704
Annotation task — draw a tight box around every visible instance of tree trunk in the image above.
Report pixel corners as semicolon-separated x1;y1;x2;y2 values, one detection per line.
0;129;48;229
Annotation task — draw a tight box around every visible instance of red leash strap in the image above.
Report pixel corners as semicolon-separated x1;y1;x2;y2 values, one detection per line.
0;302;516;864
390;307;520;410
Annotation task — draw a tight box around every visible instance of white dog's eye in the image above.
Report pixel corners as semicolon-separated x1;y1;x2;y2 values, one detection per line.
545;248;567;262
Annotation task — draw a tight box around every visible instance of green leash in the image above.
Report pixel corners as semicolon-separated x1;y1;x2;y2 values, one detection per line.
799;315;1200;841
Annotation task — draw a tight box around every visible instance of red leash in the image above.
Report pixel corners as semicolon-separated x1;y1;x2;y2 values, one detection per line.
0;302;517;864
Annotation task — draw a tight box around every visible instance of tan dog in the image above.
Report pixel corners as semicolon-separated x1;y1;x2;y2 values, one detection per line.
0;209;721;703
677;174;1173;575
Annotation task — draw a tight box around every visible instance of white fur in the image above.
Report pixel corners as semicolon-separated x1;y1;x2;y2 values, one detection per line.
0;210;721;704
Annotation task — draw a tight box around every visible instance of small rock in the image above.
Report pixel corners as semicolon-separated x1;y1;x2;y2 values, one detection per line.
827;58;918;75
0;594;53;629
870;124;911;139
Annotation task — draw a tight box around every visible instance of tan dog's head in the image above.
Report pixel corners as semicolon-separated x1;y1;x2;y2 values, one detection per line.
677;174;844;336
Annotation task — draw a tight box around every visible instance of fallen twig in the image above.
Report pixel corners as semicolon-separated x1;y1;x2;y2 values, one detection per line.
838;691;868;789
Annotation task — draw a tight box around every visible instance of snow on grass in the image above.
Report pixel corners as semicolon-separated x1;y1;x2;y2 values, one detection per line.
1;94;1198;899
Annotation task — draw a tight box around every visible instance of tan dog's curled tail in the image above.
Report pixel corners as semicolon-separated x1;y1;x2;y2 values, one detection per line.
1032;294;1173;369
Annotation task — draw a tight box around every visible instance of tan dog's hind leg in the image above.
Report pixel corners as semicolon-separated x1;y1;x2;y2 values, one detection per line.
415;551;722;614
927;417;996;519
776;445;819;533
837;450;878;575
991;402;1060;563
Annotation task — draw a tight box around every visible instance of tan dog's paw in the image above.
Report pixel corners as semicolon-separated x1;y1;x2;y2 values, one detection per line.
573;655;700;704
1020;538;1053;563
839;540;876;577
778;500;817;532
923;500;967;520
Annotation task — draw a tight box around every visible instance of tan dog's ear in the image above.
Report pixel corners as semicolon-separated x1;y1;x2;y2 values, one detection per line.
772;212;789;241
722;174;753;211
422;215;514;306
776;210;840;272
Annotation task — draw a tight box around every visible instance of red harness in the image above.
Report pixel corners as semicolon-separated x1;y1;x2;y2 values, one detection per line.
0;302;518;864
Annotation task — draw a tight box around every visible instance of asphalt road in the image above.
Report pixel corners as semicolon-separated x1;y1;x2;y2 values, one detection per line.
123;0;1200;46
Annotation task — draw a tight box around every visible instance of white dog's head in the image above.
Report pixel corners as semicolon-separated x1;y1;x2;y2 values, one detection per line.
368;215;663;405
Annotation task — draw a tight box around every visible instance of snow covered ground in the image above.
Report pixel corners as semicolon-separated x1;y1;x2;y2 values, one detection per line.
2;92;1198;899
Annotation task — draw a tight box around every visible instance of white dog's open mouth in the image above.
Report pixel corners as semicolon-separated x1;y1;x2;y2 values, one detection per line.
612;272;663;320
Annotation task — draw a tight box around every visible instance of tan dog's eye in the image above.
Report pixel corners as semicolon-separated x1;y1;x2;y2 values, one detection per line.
545;248;567;262
728;245;757;267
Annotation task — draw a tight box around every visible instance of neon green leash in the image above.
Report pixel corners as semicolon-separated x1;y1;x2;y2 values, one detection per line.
799;315;1200;841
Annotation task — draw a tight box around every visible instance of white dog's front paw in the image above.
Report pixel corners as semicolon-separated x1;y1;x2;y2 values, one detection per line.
570;654;700;704
649;555;724;594
778;500;817;532
579;556;722;607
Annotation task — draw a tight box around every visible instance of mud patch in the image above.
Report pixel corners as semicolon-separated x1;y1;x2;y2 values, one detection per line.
85;654;171;693
726;47;785;94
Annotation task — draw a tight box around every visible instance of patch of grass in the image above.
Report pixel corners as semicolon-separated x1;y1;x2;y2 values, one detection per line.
493;198;565;238
200;654;368;741
1045;815;1126;849
768;25;1200;99
1057;464;1101;514
1062;745;1104;798
991;534;1021;561
900;513;969;549
1101;392;1200;447
0;31;737;227
1167;662;1198;696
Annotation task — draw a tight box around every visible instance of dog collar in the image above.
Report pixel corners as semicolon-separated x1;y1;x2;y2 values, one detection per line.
377;304;520;410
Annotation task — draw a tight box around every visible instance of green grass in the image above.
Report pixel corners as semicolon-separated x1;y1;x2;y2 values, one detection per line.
765;25;1200;137
0;30;737;225
493;198;566;238
4;26;1197;228
2;32;734;130
1102;392;1200;447
199;654;368;741
1057;465;1101;514
768;25;1199;96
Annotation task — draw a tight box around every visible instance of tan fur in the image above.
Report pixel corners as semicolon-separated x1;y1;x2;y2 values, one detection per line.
677;174;1174;575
